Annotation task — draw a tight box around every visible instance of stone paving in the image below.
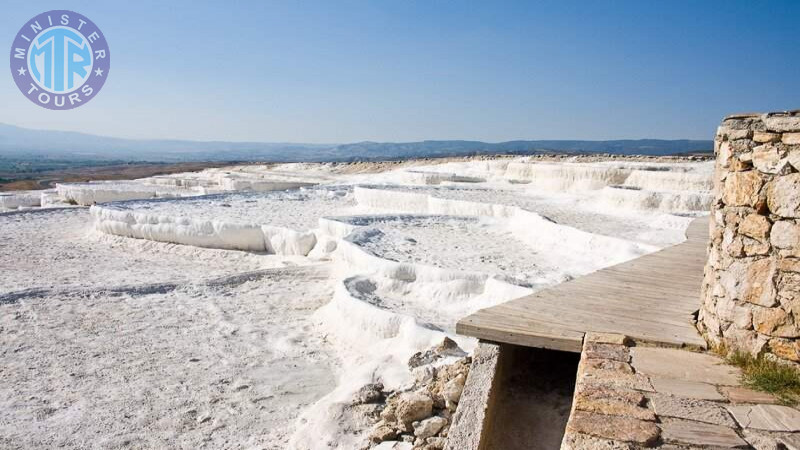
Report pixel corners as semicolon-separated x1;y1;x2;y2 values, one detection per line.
561;333;800;449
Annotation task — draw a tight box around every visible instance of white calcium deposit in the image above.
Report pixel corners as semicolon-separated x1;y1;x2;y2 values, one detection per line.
0;157;712;449
0;190;45;211
89;187;356;254
50;167;326;207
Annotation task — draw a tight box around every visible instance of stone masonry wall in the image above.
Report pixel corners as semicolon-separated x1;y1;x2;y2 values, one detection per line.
698;110;800;365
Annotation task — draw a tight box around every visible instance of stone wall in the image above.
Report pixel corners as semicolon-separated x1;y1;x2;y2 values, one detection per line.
698;110;800;364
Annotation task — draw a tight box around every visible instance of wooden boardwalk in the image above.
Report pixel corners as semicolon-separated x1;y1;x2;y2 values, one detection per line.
456;217;709;352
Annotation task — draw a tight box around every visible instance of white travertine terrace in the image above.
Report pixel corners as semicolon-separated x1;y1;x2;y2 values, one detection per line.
0;190;44;210
1;156;715;449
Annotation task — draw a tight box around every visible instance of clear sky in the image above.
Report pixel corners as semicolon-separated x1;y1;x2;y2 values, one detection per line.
1;0;798;143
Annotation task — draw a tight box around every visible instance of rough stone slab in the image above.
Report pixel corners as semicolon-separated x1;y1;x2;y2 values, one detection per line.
727;129;754;140
649;393;737;427
583;358;634;374
783;132;800;145
780;433;800;450
578;367;654;392
764;114;800;132
650;377;725;401
575;384;645;405
444;342;502;450
723;170;762;207
725;113;761;120
753;144;788;174
720;386;779;404
661;418;749;448
771;220;800;255
767;173;800;218
566;411;661;446
585;332;632;346
727;404;800;432
743;429;800;450
739;214;771;241
654;446;708;450
789;152;800;172
630;347;741;386
584;342;631;362
373;442;413;450
753;131;782;143
574;385;655;421
561;433;636;450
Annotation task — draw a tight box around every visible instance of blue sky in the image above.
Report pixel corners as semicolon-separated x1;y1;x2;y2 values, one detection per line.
1;0;798;143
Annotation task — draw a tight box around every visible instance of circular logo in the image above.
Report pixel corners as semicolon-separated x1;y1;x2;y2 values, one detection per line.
9;10;110;110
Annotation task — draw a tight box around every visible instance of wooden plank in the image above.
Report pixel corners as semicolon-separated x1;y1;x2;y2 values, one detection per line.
456;217;709;352
467;303;705;348
456;317;584;353
466;301;706;348
492;302;702;342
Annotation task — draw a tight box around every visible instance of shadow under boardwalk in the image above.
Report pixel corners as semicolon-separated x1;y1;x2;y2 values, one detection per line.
457;217;709;352
485;345;580;450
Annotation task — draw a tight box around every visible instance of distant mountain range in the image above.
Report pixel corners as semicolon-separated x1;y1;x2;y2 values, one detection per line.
0;123;713;163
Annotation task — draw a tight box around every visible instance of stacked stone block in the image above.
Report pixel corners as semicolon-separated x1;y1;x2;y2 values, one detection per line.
699;110;800;365
560;334;800;448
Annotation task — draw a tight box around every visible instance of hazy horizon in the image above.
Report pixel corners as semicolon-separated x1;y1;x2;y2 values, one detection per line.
0;120;718;145
0;120;714;164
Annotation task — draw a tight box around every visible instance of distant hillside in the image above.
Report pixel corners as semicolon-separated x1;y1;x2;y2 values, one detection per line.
332;139;712;160
0;123;712;163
